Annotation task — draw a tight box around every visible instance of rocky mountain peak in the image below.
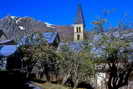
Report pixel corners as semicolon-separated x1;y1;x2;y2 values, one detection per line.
0;16;52;40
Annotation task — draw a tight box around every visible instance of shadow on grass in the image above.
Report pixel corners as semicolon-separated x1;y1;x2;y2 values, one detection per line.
0;71;36;89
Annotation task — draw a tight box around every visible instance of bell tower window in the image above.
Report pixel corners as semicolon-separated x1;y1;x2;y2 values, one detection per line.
76;26;81;33
76;27;79;32
78;27;81;32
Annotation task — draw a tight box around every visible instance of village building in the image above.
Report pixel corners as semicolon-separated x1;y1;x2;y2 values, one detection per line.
0;32;60;70
52;4;87;42
18;32;60;47
0;45;21;70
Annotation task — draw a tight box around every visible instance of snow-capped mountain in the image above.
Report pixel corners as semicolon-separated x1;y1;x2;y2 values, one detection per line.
0;16;54;40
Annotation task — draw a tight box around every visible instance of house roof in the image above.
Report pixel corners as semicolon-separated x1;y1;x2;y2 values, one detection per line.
0;30;8;40
0;30;3;37
43;32;58;44
54;26;74;41
0;40;15;45
18;32;59;46
0;45;17;57
58;42;84;52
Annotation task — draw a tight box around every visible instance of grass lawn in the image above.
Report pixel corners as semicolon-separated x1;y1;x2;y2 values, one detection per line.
34;82;70;89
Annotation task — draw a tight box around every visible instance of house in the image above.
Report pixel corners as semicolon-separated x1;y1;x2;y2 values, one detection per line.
0;31;60;70
0;45;22;70
43;32;60;47
18;32;60;47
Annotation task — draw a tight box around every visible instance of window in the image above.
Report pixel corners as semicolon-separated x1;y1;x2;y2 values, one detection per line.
78;27;81;32
76;26;81;33
77;35;80;40
76;27;79;32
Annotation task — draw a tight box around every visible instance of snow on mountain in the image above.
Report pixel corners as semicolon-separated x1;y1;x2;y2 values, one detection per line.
10;16;17;19
16;18;23;24
18;26;25;30
45;22;55;28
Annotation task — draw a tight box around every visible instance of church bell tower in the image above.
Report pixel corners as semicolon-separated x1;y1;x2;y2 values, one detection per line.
74;4;85;41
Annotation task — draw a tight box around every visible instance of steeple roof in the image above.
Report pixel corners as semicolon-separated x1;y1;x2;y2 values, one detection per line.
74;4;85;25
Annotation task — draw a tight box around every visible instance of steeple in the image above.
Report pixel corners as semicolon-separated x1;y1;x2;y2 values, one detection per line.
74;4;85;26
73;3;85;41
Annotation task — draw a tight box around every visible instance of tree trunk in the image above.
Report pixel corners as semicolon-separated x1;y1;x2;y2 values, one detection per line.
62;73;71;85
73;80;79;89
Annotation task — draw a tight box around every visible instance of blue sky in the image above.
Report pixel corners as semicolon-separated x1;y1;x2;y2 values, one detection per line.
0;0;133;29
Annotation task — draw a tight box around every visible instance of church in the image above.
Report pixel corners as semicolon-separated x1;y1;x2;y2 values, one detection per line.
52;4;87;42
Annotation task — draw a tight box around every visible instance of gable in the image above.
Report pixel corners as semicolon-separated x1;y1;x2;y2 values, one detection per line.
0;35;7;41
0;30;8;41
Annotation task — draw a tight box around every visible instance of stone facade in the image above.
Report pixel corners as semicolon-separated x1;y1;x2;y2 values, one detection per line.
74;24;84;41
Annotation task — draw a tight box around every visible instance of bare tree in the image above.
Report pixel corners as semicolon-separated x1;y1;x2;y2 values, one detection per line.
58;44;95;89
100;35;133;89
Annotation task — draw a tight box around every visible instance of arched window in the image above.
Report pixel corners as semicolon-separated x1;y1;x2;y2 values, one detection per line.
77;35;80;40
78;27;81;32
76;26;81;33
76;27;79;32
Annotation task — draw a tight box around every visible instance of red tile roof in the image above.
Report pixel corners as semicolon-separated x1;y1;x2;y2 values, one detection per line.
54;25;74;41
